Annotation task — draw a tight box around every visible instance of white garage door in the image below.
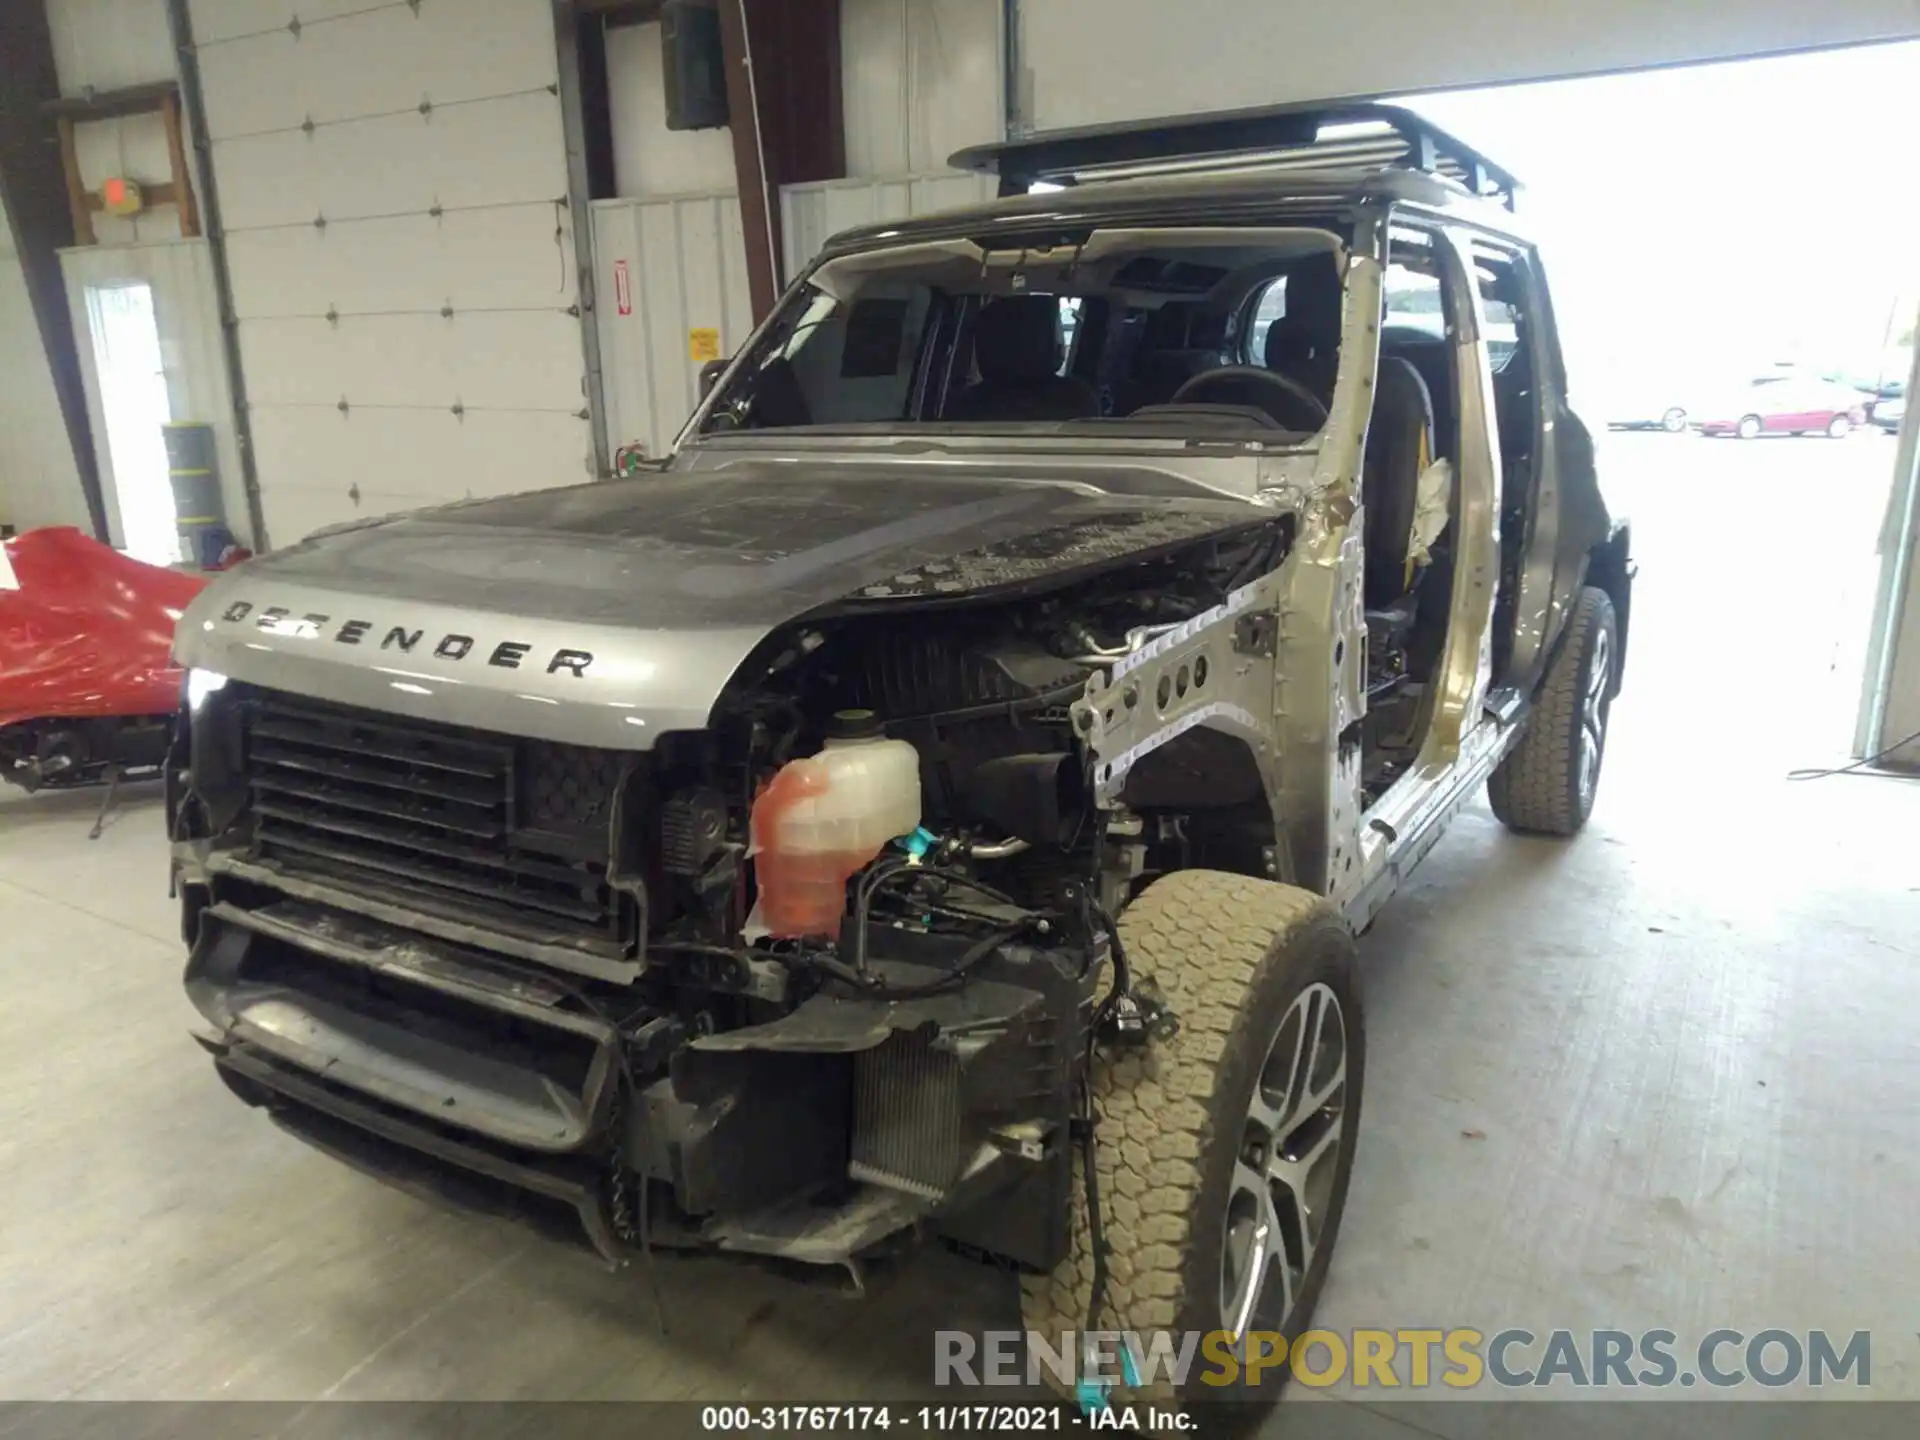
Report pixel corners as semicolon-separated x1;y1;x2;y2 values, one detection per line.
1020;0;1920;131
188;0;592;546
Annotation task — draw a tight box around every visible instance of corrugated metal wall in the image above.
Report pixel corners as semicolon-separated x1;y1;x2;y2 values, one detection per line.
780;173;998;284
605;20;737;198
58;239;246;555
592;164;993;466
591;193;753;463
768;0;1002;362
187;0;592;546
590;15;750;463
841;0;1002;177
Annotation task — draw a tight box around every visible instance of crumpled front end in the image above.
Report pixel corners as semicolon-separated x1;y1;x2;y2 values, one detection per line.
171;464;1287;1279
171;674;1093;1281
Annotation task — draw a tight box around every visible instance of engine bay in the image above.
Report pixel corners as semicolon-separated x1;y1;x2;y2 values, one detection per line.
170;514;1293;1280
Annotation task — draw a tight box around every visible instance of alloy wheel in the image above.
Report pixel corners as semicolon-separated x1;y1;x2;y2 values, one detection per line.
1579;625;1612;807
1221;981;1349;1347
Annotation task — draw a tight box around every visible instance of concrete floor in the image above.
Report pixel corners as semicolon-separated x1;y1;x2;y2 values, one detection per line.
2;434;1916;1430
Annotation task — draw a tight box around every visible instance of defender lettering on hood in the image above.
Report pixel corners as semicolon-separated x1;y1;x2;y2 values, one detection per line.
217;599;594;677
172;465;1267;748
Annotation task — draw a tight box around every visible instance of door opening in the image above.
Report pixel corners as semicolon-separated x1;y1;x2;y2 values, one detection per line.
83;281;177;565
1400;41;1920;770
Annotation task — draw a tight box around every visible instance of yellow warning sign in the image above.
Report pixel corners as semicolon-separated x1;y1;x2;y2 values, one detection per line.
688;327;722;363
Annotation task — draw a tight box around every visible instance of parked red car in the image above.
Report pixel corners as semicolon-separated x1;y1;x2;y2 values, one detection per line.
1;527;205;791
1695;376;1869;439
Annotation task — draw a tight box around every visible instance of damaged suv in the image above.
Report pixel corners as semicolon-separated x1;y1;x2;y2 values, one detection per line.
169;103;1630;1409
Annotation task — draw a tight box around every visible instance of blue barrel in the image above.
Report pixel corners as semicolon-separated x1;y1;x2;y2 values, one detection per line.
162;422;230;568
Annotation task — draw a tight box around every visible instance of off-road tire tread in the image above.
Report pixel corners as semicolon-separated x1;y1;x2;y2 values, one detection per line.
1017;870;1343;1403
1487;585;1614;836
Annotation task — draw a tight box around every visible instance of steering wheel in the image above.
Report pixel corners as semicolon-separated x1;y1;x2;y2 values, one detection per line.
1170;366;1329;431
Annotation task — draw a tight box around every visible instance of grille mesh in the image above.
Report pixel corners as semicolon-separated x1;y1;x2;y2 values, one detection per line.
242;690;630;950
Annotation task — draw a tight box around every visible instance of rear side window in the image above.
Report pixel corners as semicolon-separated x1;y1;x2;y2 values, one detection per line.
1383;246;1444;338
1057;297;1084;376
1245;276;1287;361
839;298;913;378
1473;254;1525;375
1379;227;1457;461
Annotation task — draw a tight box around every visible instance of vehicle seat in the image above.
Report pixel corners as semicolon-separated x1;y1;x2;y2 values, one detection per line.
950;297;1099;421
1117;305;1224;413
748;357;812;428
1362;356;1438;614
1380;326;1456;460
1263;252;1344;407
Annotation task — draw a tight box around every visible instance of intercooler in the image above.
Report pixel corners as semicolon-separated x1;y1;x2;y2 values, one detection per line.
848;1031;969;1201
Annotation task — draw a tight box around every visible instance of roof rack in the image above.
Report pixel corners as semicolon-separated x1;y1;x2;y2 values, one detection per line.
950;100;1519;209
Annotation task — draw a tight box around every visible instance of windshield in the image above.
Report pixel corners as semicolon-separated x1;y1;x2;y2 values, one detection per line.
694;224;1350;444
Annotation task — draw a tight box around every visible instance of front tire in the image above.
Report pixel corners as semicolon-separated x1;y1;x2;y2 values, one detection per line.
1488;586;1617;836
1736;415;1764;439
1661;407;1687;433
1826;414;1853;438
1018;871;1363;1412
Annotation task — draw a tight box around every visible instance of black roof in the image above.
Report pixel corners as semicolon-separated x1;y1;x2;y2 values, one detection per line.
950;100;1519;209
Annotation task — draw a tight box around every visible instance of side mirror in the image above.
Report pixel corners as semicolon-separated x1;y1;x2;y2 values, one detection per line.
698;357;728;399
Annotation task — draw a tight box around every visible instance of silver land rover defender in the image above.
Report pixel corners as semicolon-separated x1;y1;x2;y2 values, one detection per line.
169;102;1630;1410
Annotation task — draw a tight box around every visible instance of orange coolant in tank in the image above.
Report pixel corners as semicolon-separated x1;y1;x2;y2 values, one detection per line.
750;711;922;938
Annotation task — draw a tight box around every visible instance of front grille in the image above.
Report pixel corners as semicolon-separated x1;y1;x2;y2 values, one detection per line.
241;689;632;951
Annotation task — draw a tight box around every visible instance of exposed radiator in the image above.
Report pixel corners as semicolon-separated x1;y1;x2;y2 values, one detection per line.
848;1032;967;1201
241;688;632;952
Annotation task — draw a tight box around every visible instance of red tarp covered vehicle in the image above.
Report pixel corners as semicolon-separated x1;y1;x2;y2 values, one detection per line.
1;527;206;791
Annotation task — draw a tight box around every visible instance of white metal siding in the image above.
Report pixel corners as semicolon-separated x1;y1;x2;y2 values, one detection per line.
841;0;1001;177
58;239;250;552
591;194;753;462
187;0;592;546
605;21;737;197
1019;0;1920;131
0;198;90;534
779;173;998;282
46;0;174;88
45;0;187;245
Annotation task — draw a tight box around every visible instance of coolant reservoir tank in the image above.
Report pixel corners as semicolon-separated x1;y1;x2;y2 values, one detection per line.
751;710;922;938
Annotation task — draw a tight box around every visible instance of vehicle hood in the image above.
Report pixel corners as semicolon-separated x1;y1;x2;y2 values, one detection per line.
176;464;1264;748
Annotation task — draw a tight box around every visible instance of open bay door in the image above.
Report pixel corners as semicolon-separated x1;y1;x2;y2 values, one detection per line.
185;0;593;546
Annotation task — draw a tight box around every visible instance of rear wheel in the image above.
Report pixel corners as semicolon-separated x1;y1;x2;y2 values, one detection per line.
1826;414;1853;438
1736;415;1764;440
1488;586;1617;836
1018;870;1363;1412
1660;407;1687;433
